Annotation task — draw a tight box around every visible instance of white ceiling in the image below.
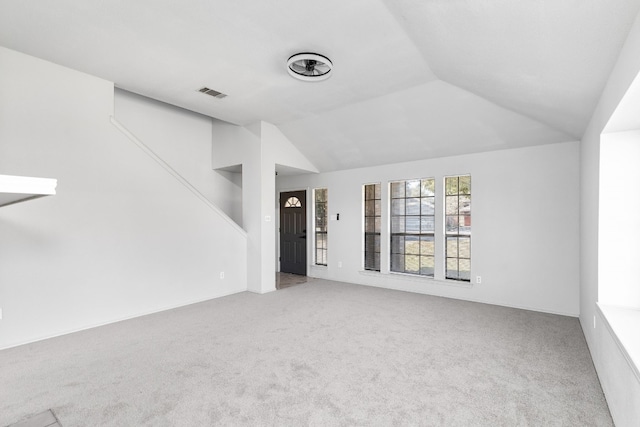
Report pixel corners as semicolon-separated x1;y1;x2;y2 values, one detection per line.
605;70;640;133
1;0;638;171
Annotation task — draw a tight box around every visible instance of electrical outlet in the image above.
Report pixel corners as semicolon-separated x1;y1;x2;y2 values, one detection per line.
338;261;343;268
220;272;225;279
475;276;482;284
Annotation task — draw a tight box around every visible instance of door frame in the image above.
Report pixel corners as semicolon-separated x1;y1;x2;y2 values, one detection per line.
277;187;309;275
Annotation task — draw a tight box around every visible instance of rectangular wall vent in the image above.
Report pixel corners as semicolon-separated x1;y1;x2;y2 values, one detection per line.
198;87;227;99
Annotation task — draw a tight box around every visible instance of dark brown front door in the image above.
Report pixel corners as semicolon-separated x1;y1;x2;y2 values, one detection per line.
280;190;307;275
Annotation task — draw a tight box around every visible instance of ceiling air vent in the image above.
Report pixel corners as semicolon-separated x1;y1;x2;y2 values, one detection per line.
198;87;227;99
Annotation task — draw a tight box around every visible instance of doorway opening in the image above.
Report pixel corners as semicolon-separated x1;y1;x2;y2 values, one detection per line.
276;272;310;290
279;190;307;277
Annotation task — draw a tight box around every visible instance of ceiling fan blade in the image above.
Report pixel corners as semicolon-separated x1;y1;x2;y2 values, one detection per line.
291;63;307;74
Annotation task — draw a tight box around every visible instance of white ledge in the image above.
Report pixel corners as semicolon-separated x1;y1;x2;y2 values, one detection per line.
0;174;57;207
597;303;640;382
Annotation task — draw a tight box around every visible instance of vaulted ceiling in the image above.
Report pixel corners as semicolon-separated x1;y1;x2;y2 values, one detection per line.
1;0;638;171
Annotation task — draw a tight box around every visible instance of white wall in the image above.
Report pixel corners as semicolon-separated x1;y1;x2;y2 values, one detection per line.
262;122;319;286
581;8;640;341
114;89;243;225
0;47;247;349
599;130;640;308
278;141;580;316
580;10;640;427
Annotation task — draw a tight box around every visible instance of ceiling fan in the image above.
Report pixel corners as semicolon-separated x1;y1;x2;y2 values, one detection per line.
287;53;333;82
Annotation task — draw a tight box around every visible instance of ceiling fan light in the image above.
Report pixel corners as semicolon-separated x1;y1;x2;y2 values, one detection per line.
287;53;333;82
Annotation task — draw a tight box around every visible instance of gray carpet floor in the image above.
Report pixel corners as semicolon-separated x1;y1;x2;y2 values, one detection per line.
0;279;612;426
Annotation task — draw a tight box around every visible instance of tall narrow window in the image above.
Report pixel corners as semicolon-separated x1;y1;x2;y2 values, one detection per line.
364;183;381;271
315;188;328;266
390;178;435;276
445;175;471;281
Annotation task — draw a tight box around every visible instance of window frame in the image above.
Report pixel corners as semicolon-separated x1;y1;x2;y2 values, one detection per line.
314;188;328;266
363;183;381;272
389;178;436;277
444;175;471;282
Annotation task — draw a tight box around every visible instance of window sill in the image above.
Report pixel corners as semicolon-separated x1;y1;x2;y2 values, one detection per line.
597;303;640;382
359;270;473;288
0;174;57;207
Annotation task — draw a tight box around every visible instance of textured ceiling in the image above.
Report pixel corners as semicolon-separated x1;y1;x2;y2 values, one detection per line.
1;0;638;171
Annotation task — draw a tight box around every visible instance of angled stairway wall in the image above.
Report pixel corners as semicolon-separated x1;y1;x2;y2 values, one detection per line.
113;89;244;226
0;47;247;349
